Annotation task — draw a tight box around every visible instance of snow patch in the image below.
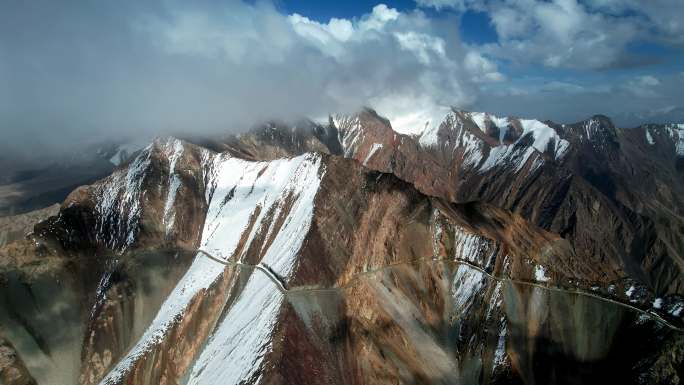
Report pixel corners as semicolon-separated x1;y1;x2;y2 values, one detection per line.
468;112;509;143
534;265;550;282
451;265;486;313
162;139;185;236
94;146;152;251
665;124;684;156
418;112;486;169
493;320;507;368
469;112;488;133
460;129;484;168
583;118;599;141
645;129;655;145
187;273;282;385
468;111;569;160
363;143;383;166
418;120;443;148
202;153;323;279
453;226;494;265
332;114;363;157
478;145;513;173
653;298;663;309
486;282;503;320
519;119;569;159
625;285;635;297
478;144;543;174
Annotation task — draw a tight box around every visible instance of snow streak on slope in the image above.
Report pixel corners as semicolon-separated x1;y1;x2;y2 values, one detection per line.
363;143;383;166
99;255;226;385
469;112;509;143
418;112;486;168
333;114;363;157
94;145;152;251
162;139;185;236
534;265;550;282
451;265;487;314
467;111;569;160
665;124;684;156
493;320;507;368
518;119;569;160
460;130;485;168
415;111;566;175
453;226;494;265
417;114;448;148
100;152;324;385
478;145;539;174
187;153;323;385
203;152;323;279
187;272;281;385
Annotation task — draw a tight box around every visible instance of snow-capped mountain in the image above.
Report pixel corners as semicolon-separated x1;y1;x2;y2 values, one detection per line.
1;109;683;385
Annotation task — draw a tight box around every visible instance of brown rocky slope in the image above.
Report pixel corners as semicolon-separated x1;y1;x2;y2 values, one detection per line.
0;110;683;385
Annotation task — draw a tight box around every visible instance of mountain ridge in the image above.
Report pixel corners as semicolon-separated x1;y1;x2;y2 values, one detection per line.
1;108;684;385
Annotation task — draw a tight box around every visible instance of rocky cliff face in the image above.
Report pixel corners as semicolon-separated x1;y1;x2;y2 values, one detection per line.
328;110;684;302
0;110;683;385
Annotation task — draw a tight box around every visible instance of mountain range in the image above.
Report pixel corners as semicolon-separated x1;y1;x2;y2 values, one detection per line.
1;109;683;385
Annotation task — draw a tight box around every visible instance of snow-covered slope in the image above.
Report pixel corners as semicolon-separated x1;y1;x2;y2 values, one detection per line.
666;124;684;156
417;110;569;160
100;152;324;385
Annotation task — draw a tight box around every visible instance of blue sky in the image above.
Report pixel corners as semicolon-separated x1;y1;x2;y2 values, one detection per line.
276;1;418;20
1;0;683;154
279;1;499;43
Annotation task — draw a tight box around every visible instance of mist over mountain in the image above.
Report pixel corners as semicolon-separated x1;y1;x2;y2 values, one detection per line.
2;0;683;161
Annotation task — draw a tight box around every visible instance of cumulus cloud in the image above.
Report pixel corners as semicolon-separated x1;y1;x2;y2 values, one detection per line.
0;0;506;158
623;75;662;98
418;0;684;70
482;0;639;69
634;75;660;87
1;0;681;165
584;0;684;46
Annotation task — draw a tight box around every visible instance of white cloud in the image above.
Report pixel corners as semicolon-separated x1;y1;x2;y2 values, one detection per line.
394;31;447;64
635;75;660;87
360;4;400;31
141;2;501;133
624;75;661;97
463;51;505;82
541;81;586;93
2;1;505;149
484;0;639;69
418;0;684;70
3;0;680;159
584;0;684;45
